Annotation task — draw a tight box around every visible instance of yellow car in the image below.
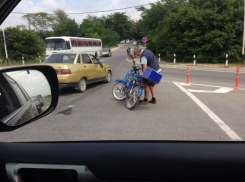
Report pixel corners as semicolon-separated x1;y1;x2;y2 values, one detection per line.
44;52;112;92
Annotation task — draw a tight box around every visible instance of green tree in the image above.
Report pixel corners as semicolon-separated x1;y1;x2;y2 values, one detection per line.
0;26;45;61
79;15;120;46
22;12;55;34
130;20;140;40
39;30;55;41
52;18;79;36
101;29;120;46
136;0;243;63
53;9;69;24
155;0;243;63
136;0;181;51
79;15;104;37
103;12;132;40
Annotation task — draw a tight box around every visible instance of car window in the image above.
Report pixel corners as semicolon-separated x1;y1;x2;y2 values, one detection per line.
2;0;245;143
0;80;21;120
6;76;28;106
0;74;25;121
90;55;100;64
82;54;92;64
44;54;76;64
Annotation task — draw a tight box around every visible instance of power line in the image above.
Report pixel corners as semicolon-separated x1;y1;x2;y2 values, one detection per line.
68;3;153;14
11;3;154;15
65;0;155;10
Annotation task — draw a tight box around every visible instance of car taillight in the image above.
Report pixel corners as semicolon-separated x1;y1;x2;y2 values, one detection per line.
55;69;71;74
55;69;61;74
61;69;71;74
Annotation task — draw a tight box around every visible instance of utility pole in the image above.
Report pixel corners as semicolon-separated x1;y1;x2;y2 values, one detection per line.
1;25;9;66
242;0;245;65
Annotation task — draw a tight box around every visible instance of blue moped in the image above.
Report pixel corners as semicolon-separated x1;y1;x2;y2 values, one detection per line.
112;57;149;110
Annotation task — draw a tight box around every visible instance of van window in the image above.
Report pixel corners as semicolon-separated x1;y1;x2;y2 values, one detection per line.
70;39;77;47
46;39;66;51
66;41;71;49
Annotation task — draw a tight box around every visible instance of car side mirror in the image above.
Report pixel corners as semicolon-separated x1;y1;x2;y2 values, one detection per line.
100;63;103;68
0;65;59;131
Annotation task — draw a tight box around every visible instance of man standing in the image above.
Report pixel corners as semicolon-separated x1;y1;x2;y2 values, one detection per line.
127;47;131;58
139;48;161;105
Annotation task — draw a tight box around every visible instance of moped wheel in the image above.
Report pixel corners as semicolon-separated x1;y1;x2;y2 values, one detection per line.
125;86;140;110
112;82;126;101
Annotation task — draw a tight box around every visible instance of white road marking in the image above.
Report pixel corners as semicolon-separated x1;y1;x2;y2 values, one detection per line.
163;66;245;74
179;82;220;88
173;81;242;140
126;57;133;63
179;82;191;86
179;82;245;91
188;87;233;93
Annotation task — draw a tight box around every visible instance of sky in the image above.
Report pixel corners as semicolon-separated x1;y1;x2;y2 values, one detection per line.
1;0;158;28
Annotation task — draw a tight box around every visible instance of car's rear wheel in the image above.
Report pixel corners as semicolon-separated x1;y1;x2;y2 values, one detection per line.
78;78;87;93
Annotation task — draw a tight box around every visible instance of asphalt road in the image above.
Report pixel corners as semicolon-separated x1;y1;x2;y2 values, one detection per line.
40;98;51;113
1;44;245;141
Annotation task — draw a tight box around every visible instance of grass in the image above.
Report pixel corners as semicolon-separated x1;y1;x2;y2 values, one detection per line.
0;59;46;67
158;59;244;69
103;45;118;49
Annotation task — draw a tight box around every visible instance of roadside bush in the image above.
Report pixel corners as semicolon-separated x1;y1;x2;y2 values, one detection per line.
0;26;45;62
137;0;244;63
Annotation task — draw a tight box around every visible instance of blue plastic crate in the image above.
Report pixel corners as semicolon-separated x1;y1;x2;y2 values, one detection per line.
142;67;162;84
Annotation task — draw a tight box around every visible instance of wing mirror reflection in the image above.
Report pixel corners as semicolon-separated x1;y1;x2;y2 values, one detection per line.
0;69;52;126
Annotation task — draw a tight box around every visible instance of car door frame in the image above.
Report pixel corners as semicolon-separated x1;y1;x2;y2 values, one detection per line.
81;53;97;83
89;54;106;81
1;141;245;182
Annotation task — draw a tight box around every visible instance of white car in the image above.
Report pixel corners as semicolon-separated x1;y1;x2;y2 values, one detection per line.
133;41;137;46
102;48;112;57
120;39;130;44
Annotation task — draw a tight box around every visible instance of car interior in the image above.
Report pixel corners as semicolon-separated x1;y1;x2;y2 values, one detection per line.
1;1;245;182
